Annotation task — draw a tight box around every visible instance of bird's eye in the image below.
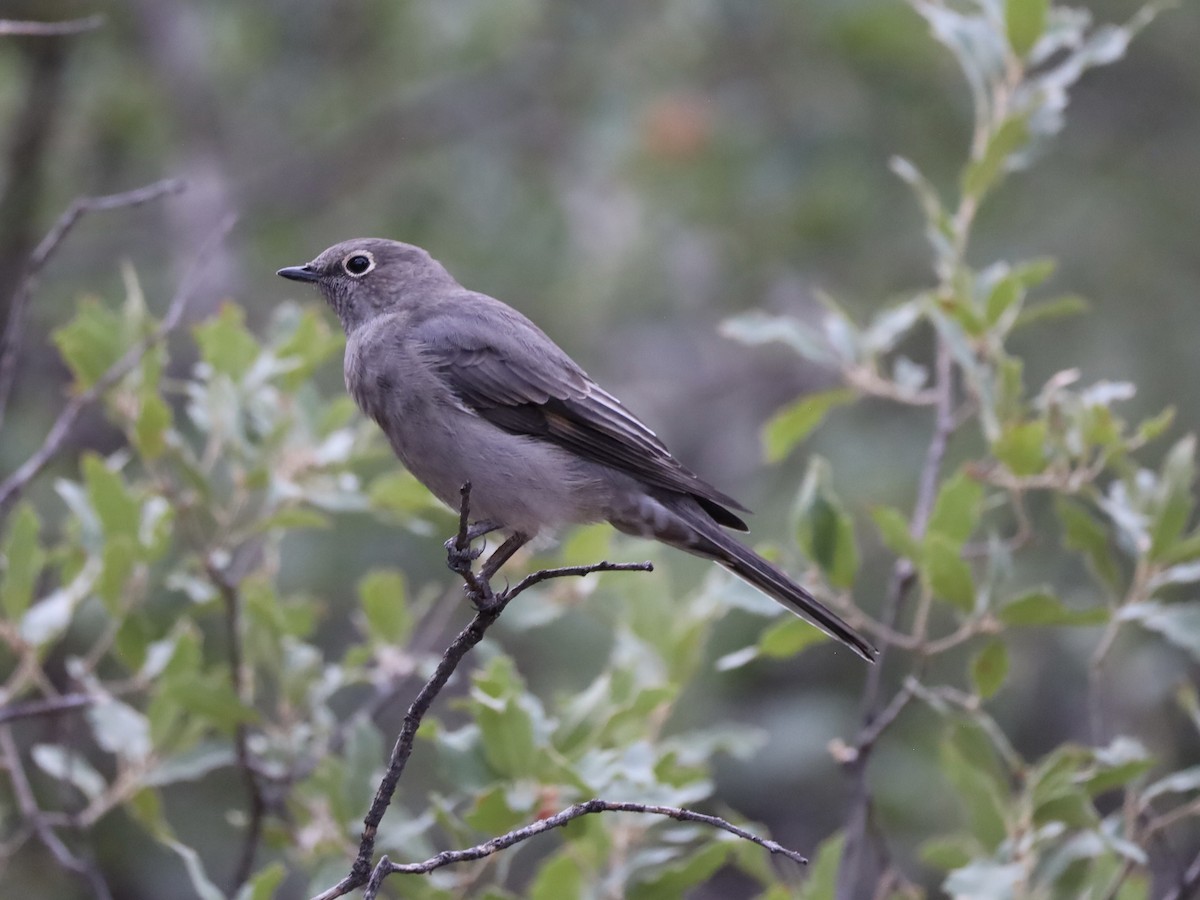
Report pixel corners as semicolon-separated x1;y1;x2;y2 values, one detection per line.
343;253;374;276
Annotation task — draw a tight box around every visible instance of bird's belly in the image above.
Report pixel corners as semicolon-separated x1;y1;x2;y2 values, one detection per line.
379;405;610;535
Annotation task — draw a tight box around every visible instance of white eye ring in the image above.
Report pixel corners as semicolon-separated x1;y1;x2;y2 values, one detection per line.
342;251;375;277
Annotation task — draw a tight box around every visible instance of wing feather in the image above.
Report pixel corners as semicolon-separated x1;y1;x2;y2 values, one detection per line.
413;304;750;530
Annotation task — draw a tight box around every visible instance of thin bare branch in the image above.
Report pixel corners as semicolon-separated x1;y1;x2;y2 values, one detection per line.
836;337;957;900
0;16;105;37
1163;846;1200;900
0;206;231;521
0;693;92;725
0;176;185;432
203;555;266;895
361;799;805;899
504;560;654;601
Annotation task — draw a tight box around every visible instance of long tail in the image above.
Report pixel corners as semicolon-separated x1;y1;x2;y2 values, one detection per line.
703;527;877;661
615;494;877;662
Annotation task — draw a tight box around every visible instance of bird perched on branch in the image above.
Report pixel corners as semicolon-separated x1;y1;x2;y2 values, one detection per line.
279;238;875;662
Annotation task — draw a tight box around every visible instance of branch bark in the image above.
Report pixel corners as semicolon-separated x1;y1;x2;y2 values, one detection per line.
0;17;105;37
361;799;806;899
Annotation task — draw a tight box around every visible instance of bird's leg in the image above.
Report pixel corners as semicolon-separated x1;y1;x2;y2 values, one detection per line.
480;531;529;581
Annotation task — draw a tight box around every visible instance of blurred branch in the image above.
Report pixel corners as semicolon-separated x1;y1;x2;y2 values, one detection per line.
0;177;186;433
0;36;69;346
837;337;957;899
312;483;656;900
0;693;92;725
0;17;105;37
361;799;806;899
0;201;230;523
0;725;114;900
1164;848;1200;900
203;555;266;896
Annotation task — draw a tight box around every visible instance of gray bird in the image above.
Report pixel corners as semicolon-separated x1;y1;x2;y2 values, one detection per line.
278;238;875;662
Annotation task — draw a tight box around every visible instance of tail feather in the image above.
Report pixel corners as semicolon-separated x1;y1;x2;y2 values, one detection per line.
709;531;877;662
608;491;877;662
674;506;877;662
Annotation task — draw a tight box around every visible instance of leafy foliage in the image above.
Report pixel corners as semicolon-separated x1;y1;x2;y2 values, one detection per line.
2;2;1196;900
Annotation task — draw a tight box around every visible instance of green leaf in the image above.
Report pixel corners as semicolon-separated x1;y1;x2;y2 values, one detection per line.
795;457;859;589
134;390;172;461
464;786;525;834
51;297;125;388
88;697;152;763
963;115;1030;201
144;743;237;787
984;273;1022;328
271;306;343;389
998;591;1107;627
252;507;331;532
872;506;920;561
1142;764;1200;802
164;839;226;900
1;502;43;619
628;841;730;899
890;156;955;267
928;470;984;547
529;852;586;900
1084;736;1154;795
971;639;1009;699
993;420;1047;476
940;727;1009;851
762;388;855;463
1122;601;1200;663
797;831;843;900
863;301;922;354
82;454;140;539
192;303;260;379
718;311;834;364
1150;435;1196;561
1012;294;1089;331
1028;744;1090;812
920;835;974;871
1006;0;1048;57
369;470;439;516
1011;257;1057;290
162;675;258;732
1133;407;1175;446
997;357;1025;423
237;862;287;900
944;861;1024;899
31;745;107;800
358;569;412;645
469;657;544;779
758;617;829;658
97;536;137;613
922;534;976;612
1056;497;1121;589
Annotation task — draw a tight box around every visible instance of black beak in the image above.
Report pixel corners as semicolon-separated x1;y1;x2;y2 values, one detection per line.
277;264;320;283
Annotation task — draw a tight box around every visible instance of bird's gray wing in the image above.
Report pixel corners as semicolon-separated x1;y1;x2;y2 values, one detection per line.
413;304;750;530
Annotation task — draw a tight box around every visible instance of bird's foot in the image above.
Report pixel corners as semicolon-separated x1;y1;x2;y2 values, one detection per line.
444;520;502;572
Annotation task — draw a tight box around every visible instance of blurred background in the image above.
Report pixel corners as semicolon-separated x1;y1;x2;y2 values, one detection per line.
2;0;1198;895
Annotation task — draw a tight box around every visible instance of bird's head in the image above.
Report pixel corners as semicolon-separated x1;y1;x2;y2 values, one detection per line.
278;238;452;333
